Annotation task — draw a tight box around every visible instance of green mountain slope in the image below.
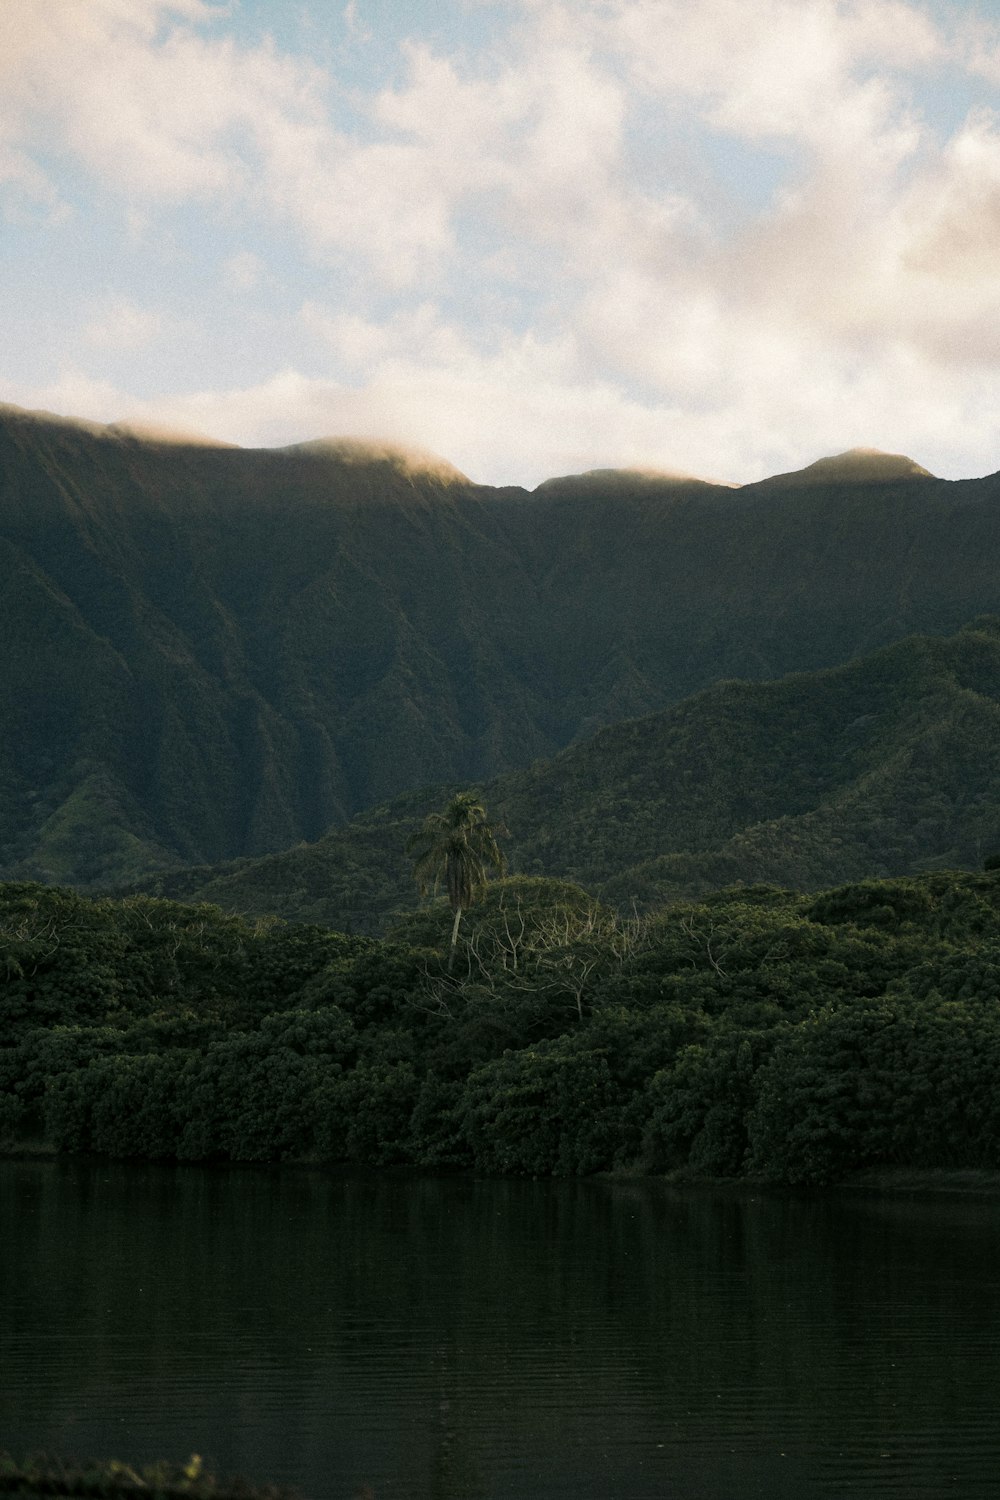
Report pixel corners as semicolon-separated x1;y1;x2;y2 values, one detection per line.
0;407;542;883
132;619;1000;929
5;402;1000;887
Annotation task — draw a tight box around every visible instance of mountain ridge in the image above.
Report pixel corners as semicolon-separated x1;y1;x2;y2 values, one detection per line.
4;401;1000;889
0;401;954;487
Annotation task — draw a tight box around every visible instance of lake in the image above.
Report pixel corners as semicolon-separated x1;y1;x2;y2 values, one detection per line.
2;1161;999;1498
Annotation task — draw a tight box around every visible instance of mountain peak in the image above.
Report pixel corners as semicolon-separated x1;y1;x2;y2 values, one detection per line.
753;448;936;488
279;436;469;484
533;466;727;496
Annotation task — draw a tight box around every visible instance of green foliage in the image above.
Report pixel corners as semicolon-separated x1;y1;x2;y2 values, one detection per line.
0;1024;125;1140
335;1051;420;1165
460;1036;624;1175
747;995;1000;1184
407;792;507;969
7;868;1000;1186
640;1033;769;1177
0;883;354;1038
407;793;507;910
297;940;432;1027
46;1051;190;1159
407;1070;472;1168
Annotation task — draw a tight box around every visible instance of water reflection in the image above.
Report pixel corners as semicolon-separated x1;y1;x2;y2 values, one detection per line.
2;1162;999;1498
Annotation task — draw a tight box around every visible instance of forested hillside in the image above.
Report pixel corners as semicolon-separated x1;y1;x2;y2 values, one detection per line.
135;619;1000;931
5;402;1000;889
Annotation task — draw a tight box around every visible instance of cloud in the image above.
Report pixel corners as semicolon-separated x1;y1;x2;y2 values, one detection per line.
10;310;1000;494
955;12;1000;87
599;0;940;151
341;1;372;46
0;0;690;289
223;250;264;291
534;0;1000;429
83;298;165;352
905;108;1000;282
5;0;1000;486
300;299;478;369
0;2;345;244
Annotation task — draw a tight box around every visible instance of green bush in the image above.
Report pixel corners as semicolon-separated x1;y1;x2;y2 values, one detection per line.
461;1037;624;1175
747;997;1000;1183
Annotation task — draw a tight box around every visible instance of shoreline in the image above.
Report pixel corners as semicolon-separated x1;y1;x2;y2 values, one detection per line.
831;1167;1000;1197
6;1147;1000;1197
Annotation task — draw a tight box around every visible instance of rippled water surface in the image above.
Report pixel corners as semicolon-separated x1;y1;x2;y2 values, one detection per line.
3;1162;1000;1498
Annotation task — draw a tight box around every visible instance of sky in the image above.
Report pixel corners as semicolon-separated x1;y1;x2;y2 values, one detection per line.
4;0;1000;487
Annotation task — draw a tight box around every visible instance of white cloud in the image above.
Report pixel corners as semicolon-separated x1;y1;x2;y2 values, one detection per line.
341;1;373;46
10;311;1000;492
301;299;482;369
955;11;1000;86
223;250;264;290
904;107;1000;281
5;0;1000;486
599;0;940;149
83;298;165;352
0;3;517;287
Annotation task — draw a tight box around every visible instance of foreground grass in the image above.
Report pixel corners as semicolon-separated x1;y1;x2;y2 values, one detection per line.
0;1455;297;1499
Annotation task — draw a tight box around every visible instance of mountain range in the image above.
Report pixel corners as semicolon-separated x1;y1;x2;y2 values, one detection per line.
4;400;1000;896
132;618;1000;930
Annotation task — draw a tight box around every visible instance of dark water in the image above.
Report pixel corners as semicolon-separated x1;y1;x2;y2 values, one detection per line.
2;1162;1000;1499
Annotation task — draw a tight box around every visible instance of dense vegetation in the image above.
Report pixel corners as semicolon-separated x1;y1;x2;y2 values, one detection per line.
6;869;1000;1187
6;402;1000;889
135;619;1000;931
0;1452;294;1499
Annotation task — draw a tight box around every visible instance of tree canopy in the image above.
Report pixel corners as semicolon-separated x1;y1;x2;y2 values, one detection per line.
7;869;1000;1183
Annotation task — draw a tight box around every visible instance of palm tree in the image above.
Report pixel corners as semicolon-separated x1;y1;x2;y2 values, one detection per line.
407;793;507;971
